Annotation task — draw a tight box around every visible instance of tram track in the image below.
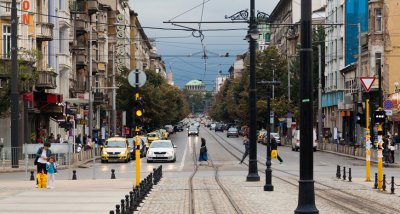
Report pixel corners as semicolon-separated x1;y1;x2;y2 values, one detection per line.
204;127;400;214
188;137;243;214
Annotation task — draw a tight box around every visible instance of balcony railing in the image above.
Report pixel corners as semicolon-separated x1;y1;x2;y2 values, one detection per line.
36;23;54;41
58;54;71;69
71;80;86;93
87;0;99;14
75;20;88;33
69;0;87;14
76;54;88;65
36;70;57;89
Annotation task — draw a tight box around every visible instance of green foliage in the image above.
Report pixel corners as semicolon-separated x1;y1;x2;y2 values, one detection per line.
116;69;189;130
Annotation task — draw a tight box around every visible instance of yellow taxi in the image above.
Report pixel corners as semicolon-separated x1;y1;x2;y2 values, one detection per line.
101;137;131;163
147;132;161;144
158;129;169;139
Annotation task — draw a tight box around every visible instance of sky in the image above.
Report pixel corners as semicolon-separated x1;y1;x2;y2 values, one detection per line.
129;0;280;90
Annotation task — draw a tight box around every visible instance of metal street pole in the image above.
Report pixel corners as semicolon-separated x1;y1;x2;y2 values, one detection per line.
89;24;93;139
264;94;273;191
10;0;19;168
112;45;116;135
318;45;323;143
295;0;318;213
246;0;260;182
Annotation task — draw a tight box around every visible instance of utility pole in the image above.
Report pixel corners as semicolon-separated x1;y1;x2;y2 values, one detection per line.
112;45;116;135
288;54;291;102
295;0;318;213
89;24;93;140
355;23;362;146
318;45;323;144
10;0;19;168
246;0;260;182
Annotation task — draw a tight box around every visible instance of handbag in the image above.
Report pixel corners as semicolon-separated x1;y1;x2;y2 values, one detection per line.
34;156;39;165
271;149;278;159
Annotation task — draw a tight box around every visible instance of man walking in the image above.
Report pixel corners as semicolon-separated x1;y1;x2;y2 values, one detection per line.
270;134;283;164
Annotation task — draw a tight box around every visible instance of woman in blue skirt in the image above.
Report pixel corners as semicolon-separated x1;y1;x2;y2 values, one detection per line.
198;138;208;162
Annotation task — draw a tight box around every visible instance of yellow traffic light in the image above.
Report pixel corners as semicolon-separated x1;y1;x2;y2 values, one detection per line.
135;109;143;117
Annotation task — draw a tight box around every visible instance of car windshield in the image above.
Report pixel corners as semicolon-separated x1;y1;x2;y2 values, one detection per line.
271;133;279;137
147;133;157;137
228;128;237;131
189;127;197;131
150;141;172;148
106;141;126;148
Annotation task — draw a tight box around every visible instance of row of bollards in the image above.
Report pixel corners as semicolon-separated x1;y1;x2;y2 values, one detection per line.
110;165;163;214
373;172;398;194
336;165;352;182
30;168;128;181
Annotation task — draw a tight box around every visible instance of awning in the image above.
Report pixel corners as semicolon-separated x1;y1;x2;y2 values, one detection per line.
64;98;89;105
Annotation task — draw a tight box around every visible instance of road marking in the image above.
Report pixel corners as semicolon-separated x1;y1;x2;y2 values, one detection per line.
180;139;188;170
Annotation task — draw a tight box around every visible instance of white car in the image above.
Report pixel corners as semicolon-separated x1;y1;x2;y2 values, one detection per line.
146;140;177;163
291;129;318;152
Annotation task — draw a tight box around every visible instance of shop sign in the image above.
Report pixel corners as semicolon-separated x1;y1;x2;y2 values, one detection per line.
42;105;63;114
21;0;31;25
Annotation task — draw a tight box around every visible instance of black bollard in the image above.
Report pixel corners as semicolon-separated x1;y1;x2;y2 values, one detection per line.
130;191;136;212
110;211;115;214
336;165;341;179
116;204;121;214
348;168;352;182
153;168;156;184
111;169;116;179
125;195;130;213
374;173;378;189
72;170;77;180
343;166;346;181
135;186;140;207
139;183;144;201
391;176;395;194
120;199;125;214
30;171;35;181
383;174;386;191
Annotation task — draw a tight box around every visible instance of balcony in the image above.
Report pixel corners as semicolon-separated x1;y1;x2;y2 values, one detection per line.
70;80;86;93
0;1;11;19
69;0;87;14
76;53;88;66
36;23;54;41
75;20;88;34
36;70;57;89
87;0;99;14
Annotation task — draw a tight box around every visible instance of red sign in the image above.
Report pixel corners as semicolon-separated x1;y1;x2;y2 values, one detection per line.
360;77;376;92
23;92;33;101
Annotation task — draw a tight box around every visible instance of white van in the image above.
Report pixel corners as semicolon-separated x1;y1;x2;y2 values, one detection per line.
291;129;318;152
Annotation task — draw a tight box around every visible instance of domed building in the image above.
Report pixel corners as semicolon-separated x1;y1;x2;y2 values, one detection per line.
185;80;206;92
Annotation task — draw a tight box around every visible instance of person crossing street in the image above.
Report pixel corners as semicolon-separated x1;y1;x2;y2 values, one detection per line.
240;134;250;164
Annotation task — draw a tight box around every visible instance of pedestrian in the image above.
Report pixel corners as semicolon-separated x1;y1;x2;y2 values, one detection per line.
55;134;62;143
270;134;283;164
35;142;52;188
240;134;250;164
198;138;208;163
389;137;395;163
46;156;57;189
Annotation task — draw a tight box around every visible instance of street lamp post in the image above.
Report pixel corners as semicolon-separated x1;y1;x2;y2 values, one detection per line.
246;0;260;182
258;80;280;191
295;0;319;213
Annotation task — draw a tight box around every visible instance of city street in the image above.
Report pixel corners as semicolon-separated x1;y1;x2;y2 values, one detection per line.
2;127;400;213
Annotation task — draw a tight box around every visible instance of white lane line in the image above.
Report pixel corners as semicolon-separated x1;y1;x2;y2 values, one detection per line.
180;138;189;170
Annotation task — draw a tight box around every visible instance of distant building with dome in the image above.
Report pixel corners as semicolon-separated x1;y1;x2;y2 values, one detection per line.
185;80;206;92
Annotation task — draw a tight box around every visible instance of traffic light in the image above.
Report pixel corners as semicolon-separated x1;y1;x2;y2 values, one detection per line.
356;113;366;128
133;96;144;125
374;110;386;124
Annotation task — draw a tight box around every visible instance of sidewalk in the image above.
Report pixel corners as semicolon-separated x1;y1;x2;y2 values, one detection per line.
0;179;135;214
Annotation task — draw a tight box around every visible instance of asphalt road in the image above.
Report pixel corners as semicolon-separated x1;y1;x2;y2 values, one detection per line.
1;126;399;181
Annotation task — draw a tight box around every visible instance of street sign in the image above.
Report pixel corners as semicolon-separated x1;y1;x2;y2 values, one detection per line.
128;69;147;87
360;77;376;92
383;100;394;110
384;110;392;116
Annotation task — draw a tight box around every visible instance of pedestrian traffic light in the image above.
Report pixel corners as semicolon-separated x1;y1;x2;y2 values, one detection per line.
374;110;386;124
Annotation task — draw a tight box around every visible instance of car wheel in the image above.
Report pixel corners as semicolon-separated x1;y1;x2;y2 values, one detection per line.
296;148;299;152
101;160;105;163
291;147;295;151
172;156;176;162
314;148;317;152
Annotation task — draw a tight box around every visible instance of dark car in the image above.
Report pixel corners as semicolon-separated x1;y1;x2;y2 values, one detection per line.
127;137;147;159
227;127;239;138
215;124;224;132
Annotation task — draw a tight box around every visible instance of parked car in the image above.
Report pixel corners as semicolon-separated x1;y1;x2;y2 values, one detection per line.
188;126;199;136
147;132;161;144
291;129;318;152
227;127;239;138
146;140;177;163
101;137;130;163
271;133;281;146
127;136;147;159
215;124;224;132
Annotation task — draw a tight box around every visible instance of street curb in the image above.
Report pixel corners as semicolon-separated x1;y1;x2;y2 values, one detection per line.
0;156;101;173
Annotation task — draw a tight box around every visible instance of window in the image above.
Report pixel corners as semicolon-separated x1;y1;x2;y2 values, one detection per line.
5;3;11;12
0;79;3;88
59;0;64;10
2;25;11;58
375;52;382;74
375;9;382;32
